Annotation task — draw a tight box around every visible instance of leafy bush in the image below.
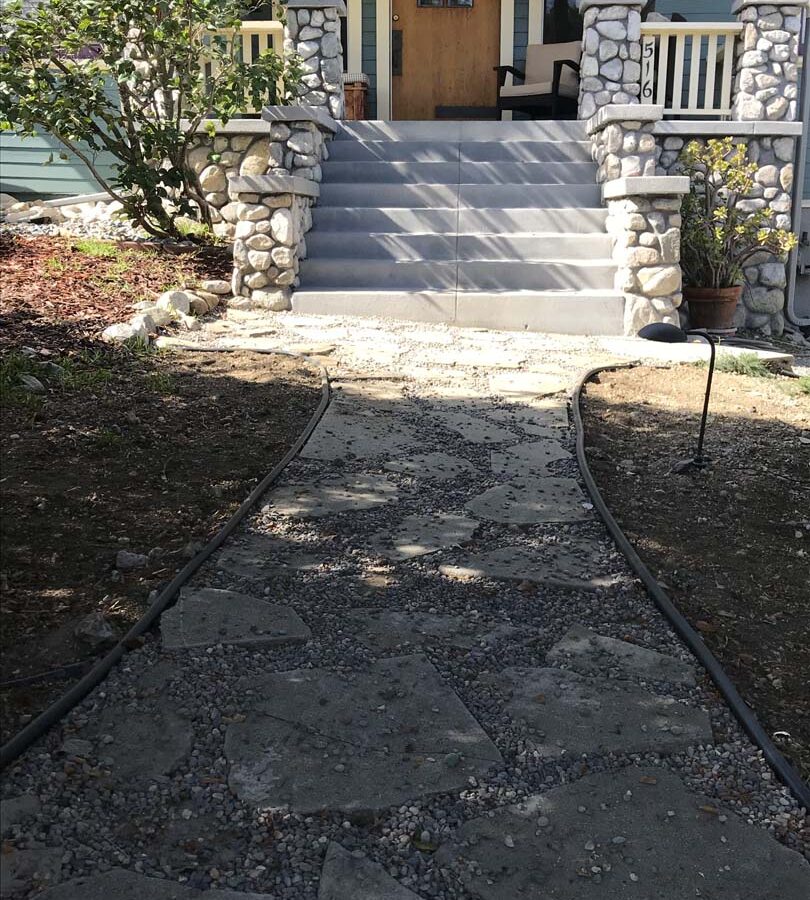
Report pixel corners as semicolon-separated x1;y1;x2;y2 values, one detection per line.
679;138;797;290
0;0;299;240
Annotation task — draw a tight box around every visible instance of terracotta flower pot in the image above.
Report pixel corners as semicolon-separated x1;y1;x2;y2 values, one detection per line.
684;285;743;332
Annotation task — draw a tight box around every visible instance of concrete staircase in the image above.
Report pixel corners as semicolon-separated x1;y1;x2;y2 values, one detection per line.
295;120;623;334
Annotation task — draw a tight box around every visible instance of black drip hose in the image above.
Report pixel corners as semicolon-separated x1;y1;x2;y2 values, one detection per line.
572;363;810;810
0;348;331;770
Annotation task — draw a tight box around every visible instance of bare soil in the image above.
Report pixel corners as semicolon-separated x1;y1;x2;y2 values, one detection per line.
582;365;810;782
0;235;322;740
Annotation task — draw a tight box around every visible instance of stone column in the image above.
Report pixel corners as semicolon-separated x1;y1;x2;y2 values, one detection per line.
578;0;643;120
587;104;661;183
602;176;689;335
731;0;803;122
284;0;347;120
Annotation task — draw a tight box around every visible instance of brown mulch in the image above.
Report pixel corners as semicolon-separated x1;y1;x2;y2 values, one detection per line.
582;364;810;782
0;235;322;740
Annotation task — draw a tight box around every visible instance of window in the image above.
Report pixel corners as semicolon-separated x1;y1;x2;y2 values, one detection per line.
543;0;583;43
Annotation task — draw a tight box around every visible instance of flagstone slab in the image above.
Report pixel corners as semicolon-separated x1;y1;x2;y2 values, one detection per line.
467;478;589;524
161;588;311;650
487;402;569;433
547;625;696;686
225;655;502;813
435;767;810;899
383;452;478;481
37;869;272;900
318;843;424;900
370;513;479;560
439;542;621;591
301;407;417;462
348;609;520;652
491;440;571;477
489;372;568;398
481;667;711;758
428;409;520;445
331;380;415;413
266;475;398;518
216;534;323;578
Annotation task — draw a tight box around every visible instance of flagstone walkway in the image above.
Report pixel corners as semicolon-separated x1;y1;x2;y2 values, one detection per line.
2;313;808;899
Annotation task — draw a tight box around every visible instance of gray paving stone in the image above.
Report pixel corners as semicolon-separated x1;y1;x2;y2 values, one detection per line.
427;408;520;445
161;588;311;650
481;667;712;758
331;380;414;413
489;371;568;398
318;842;424;900
0;794;41;835
435;767;810;899
487;402;569;434
36;869;271;900
0;844;61;898
301;407;418;462
383;451;478;481
467;478;589;524
225;655;502;813
266;475;398;518
370;513;479;560
439;541;621;591
491;440;571;477
548;624;696;686
348;609;519;652
216;534;323;577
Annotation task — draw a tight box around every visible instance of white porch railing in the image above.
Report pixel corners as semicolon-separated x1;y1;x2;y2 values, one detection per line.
203;20;285;113
640;22;744;118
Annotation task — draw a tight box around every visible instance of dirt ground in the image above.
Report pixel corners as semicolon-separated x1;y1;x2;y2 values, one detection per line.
582;364;810;782
0;235;322;740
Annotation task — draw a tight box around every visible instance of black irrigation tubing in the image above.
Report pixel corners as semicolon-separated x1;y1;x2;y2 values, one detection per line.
572;362;810;810
0;346;331;770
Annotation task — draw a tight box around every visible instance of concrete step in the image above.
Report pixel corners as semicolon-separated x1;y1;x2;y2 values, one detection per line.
298;258;458;290
310;207;459;232
335;120;588;142
326;139;593;163
291;289;625;335
457;260;616;291
457;207;608;233
317;182;601;209
322;161;598;185
305;231;613;261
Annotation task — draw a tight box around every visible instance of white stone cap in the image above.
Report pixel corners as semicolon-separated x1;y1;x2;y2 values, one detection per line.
602;176;689;200
228;174;320;199
286;0;347;13
731;0;809;12
586;104;664;136
653;120;804;137
262;105;339;133
579;0;640;11
189;116;335;135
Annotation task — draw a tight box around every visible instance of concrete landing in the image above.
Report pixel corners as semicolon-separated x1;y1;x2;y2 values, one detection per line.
482;667;712;757
161;588;311;650
225;655;502;813
435;767;810;899
318;843;424;900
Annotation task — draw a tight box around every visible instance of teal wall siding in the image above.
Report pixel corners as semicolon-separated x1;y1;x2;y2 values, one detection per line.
514;0;530;74
653;1;732;22
0;132;116;200
362;0;377;118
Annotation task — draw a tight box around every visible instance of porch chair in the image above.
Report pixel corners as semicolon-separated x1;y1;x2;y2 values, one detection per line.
494;41;582;119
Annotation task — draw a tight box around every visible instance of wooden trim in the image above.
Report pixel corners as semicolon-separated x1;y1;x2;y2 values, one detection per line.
347;0;362;73
500;0;515;121
528;0;542;44
640;23;744;36
377;0;391;119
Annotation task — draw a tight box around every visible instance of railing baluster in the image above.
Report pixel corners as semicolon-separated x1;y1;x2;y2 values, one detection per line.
656;31;669;107
720;33;735;117
672;34;686;112
704;34;718;115
688;32;702;112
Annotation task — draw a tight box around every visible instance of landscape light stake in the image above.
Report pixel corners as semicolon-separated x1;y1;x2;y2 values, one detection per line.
637;322;717;470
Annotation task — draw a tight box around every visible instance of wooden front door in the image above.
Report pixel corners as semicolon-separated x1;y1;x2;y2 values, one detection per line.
391;0;501;120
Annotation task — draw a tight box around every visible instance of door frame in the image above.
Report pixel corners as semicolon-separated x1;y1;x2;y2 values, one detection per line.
375;0;547;120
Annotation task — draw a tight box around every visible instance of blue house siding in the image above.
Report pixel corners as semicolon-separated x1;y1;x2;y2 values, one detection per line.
0;132;116;200
514;0;530;74
654;1;732;23
362;0;378;118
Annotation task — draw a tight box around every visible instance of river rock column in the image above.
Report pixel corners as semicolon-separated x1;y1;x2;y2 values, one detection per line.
284;0;347;120
578;0;644;120
731;0;803;122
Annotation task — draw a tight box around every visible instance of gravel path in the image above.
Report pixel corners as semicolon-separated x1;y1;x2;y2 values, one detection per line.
2;311;808;899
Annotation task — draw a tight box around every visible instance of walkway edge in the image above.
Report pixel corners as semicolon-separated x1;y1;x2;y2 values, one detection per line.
572;363;810;810
0;347;331;770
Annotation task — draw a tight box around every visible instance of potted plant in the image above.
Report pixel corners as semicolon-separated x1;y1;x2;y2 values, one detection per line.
679;137;797;331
